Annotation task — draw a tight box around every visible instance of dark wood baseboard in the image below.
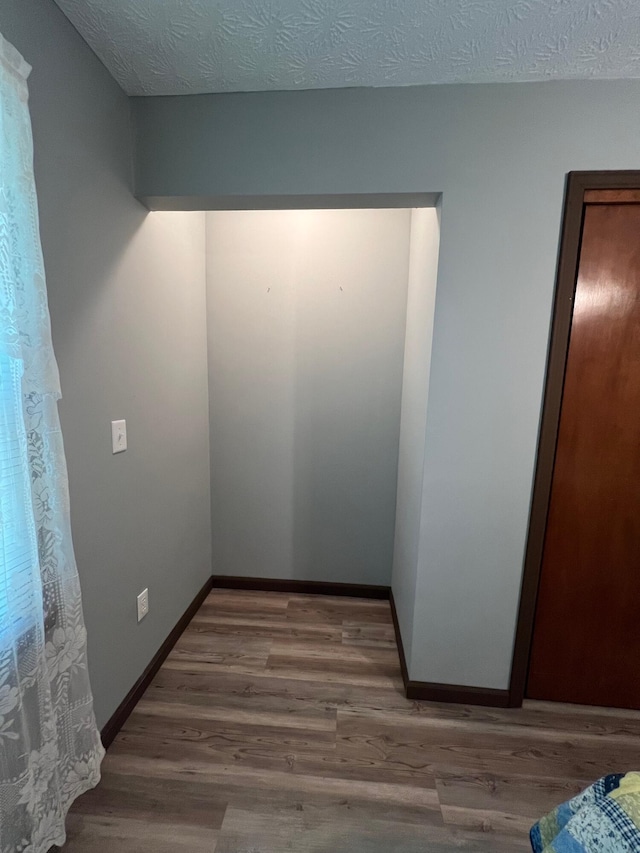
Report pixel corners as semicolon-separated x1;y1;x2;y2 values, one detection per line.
100;575;213;749
389;589;410;688
405;681;511;707
389;589;510;708
211;575;391;600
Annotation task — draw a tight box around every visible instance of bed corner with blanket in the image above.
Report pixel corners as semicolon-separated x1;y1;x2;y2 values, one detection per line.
531;772;640;852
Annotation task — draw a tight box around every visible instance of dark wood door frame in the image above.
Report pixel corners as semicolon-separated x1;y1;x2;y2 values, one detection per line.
509;170;640;709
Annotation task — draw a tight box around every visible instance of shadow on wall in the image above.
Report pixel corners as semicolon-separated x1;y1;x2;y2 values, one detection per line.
47;204;211;729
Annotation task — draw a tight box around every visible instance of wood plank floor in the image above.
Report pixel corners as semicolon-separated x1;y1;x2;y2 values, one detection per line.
61;590;640;852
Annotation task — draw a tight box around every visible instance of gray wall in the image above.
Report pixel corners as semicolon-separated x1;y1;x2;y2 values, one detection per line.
391;208;440;672
133;80;640;689
0;0;211;727
206;209;410;585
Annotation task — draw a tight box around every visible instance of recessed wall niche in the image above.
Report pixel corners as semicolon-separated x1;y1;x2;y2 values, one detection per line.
205;206;440;589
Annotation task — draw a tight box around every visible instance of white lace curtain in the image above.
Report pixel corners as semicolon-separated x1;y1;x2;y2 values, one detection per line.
0;32;103;853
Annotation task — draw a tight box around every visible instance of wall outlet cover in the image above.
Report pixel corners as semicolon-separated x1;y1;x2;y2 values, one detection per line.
137;588;149;622
111;419;127;454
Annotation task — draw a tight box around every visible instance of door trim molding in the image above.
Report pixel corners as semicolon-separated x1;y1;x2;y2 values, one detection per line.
509;170;640;708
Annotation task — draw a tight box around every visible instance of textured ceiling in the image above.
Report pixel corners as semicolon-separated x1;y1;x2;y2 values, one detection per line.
53;0;640;96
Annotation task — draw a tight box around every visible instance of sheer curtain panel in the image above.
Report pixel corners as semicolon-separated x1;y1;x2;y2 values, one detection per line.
0;32;103;853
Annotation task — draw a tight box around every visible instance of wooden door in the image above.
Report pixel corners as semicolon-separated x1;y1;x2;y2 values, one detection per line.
527;195;640;709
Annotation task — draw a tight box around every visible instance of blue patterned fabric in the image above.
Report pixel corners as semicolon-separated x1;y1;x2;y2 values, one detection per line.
530;774;640;853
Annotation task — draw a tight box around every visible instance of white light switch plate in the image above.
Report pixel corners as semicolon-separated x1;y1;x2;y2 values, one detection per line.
137;588;149;622
111;419;127;454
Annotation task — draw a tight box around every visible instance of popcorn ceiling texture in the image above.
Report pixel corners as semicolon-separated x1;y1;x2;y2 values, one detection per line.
53;0;640;96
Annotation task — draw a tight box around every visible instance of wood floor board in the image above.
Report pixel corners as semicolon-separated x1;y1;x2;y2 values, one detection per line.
69;770;228;828
140;679;342;724
120;709;338;757
286;752;439;790
336;712;634;780
215;804;443;853
267;648;401;675
342;696;640;740
190;615;343;642
151;657;409;704
342;621;398;649
285;600;392;625
264;658;404;688
133;696;337;731
171;633;272;666
173;633;272;654
198;592;289;619
206;588;290;604
161;657;273;678
109;728;335;774
215;805;304;852
440;803;535;836
337;704;640;750
62;589;640;851
286;593;391;609
297;797;443;831
269;637;400;664
62;814;220;852
434;770;584;819
136;766;439;822
100;751;437;806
